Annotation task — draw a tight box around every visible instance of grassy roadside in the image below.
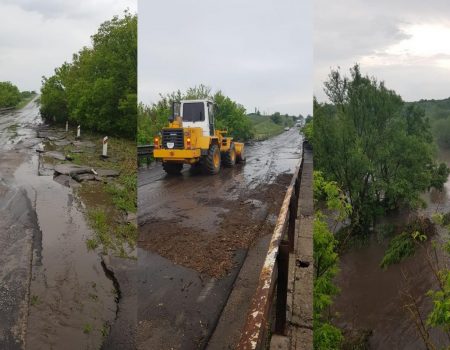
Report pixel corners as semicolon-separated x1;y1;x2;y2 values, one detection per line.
16;93;37;109
43;129;137;257
248;114;295;140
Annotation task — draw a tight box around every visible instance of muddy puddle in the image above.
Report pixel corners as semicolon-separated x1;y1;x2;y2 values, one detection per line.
0;101;118;349
333;148;450;349
16;158;116;350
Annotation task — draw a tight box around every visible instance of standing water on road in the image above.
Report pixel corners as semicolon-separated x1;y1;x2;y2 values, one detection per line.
0;100;116;349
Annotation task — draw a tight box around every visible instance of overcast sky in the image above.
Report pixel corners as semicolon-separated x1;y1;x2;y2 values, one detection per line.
139;0;312;116
315;0;450;103
0;0;136;92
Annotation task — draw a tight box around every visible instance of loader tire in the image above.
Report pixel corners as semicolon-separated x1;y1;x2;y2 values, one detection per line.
163;162;183;175
222;143;236;167
236;146;246;163
203;144;221;175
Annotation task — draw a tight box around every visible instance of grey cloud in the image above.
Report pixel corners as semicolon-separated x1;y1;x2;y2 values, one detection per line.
1;0;135;19
139;0;312;116
315;0;450;101
0;1;136;91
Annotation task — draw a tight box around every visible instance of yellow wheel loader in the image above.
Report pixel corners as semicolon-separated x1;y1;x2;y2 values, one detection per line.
153;99;246;175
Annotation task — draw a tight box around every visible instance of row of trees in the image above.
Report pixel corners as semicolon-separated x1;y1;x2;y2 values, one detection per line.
0;82;36;108
138;85;254;144
40;11;137;139
408;98;450;149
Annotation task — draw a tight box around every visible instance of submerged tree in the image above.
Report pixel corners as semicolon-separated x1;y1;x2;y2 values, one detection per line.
314;64;449;234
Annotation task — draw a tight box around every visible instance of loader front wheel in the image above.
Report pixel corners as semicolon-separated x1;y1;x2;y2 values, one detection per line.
163;162;183;175
222;143;236;167
203;144;221;175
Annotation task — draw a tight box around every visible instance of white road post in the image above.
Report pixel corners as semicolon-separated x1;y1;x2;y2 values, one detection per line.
65;120;68;132
77;125;81;138
102;136;108;157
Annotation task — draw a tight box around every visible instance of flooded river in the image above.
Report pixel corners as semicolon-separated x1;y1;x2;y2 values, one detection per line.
333;149;450;349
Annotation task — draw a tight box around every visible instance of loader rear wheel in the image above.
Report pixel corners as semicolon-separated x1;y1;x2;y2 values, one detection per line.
222;143;236;167
203;144;221;175
163;162;183;175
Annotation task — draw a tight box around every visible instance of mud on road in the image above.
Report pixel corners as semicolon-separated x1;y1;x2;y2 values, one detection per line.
0;100;130;350
137;129;303;349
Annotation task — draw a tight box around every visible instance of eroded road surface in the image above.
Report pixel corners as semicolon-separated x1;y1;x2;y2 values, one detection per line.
0;101;116;349
137;129;303;349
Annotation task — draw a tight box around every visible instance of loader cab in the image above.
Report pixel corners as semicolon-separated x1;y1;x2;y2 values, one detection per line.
172;99;215;136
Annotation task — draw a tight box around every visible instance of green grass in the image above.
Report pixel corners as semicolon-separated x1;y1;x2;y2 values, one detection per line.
248;114;295;140
83;323;93;334
52;131;137;256
86;238;98;251
87;209;113;252
30;295;40;306
101;323;110;338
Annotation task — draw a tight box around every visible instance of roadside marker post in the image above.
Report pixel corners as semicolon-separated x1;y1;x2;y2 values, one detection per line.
77;125;81;138
102;136;108;158
66;120;68;132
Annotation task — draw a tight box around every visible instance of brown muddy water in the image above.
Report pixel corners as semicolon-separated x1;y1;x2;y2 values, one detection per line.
0;101;116;349
333;150;450;349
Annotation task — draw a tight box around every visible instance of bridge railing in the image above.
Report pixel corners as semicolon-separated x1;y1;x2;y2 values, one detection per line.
137;144;154;167
236;142;305;349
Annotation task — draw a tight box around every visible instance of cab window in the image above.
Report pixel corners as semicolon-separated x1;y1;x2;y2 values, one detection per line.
182;103;204;122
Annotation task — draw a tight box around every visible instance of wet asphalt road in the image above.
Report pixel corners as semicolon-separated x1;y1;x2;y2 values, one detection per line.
0;101;116;350
137;129;303;349
0;100;44;349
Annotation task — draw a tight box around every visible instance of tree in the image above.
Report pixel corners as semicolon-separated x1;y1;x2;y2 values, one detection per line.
0;81;21;108
313;64;449;234
40;11;137;139
213;91;254;141
270;112;282;125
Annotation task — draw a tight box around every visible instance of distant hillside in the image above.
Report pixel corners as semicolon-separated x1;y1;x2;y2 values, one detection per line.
408;97;450;149
408;97;450;119
248;113;297;140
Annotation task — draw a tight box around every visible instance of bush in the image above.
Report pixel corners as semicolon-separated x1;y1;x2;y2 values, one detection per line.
0;81;21;108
